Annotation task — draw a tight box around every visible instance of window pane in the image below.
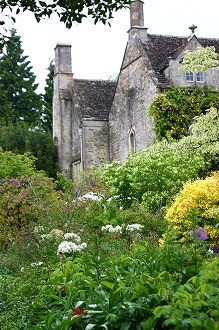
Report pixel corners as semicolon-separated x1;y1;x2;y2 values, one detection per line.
186;72;194;82
196;72;204;82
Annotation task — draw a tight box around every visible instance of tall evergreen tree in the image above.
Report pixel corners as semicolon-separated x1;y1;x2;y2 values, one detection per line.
0;28;42;126
42;60;54;132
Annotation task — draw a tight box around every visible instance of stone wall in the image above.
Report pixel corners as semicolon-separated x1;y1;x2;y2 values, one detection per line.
109;35;156;163
82;119;110;169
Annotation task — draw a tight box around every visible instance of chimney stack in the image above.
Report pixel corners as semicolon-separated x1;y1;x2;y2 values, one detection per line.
130;0;144;27
129;1;148;43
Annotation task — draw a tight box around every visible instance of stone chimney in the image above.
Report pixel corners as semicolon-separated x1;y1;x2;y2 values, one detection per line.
53;43;73;178
130;0;144;27
129;0;148;43
54;43;73;89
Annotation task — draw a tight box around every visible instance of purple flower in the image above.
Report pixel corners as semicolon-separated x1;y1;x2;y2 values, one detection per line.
9;178;20;186
190;227;208;241
209;245;219;253
22;177;30;182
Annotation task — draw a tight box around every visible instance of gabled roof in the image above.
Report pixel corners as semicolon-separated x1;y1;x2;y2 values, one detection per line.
72;79;116;120
141;33;219;86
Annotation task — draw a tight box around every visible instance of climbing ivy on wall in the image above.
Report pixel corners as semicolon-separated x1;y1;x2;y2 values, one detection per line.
149;85;219;140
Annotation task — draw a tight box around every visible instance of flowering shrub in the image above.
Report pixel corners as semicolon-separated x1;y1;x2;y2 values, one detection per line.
126;223;144;232
190;227;208;241
0;174;62;248
165;172;219;245
64;232;81;243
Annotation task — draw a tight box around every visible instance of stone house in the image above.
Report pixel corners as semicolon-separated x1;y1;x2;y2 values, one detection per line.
53;0;219;180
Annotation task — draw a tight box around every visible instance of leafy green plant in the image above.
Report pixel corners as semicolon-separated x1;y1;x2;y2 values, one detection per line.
0;122;59;178
102;108;219;212
151;258;219;330
0;174;61;248
0;147;36;179
150;85;219;140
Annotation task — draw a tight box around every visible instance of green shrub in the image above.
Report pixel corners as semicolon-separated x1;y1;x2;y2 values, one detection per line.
0;147;36;179
0;224;214;329
0;174;61;248
102;138;205;212
150;85;219;140
151;258;219;329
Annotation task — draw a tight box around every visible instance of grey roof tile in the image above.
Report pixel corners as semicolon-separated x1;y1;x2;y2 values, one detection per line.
142;34;219;86
72;79;116;120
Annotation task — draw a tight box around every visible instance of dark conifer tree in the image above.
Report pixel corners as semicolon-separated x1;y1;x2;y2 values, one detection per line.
42;60;54;131
0;28;42;126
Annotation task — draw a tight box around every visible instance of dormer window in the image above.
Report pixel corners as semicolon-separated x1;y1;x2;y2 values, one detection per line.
186;71;205;83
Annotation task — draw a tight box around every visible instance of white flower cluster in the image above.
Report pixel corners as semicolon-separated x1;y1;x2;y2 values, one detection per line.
101;223;144;234
41;229;64;240
33;226;46;234
57;241;87;254
64;232;81;243
77;192;102;201
31;261;43;267
126;224;144;232
101;224;123;233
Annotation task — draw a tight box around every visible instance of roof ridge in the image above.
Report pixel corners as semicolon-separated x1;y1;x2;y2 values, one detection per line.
74;78;116;83
148;33;188;39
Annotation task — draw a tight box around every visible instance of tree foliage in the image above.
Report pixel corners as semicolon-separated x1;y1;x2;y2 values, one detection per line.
0;0;131;45
0;147;36;179
149;85;219;140
180;46;219;73
0;28;43;126
0;122;59;178
42;60;54;132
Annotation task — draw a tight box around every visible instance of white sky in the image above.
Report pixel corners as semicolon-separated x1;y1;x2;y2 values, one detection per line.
13;0;219;93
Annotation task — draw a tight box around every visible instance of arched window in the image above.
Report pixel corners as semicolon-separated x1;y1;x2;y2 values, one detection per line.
129;127;136;154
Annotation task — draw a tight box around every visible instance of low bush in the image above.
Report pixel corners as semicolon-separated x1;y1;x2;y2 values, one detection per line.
0;174;62;248
151;258;219;329
165;172;219;246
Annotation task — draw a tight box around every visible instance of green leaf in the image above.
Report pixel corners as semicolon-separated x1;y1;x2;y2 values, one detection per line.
101;280;115;290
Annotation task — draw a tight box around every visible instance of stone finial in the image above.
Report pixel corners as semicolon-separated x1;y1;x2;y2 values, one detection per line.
130;0;144;27
189;24;197;34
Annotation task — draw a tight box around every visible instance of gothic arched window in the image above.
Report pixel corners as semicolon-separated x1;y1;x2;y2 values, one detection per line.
129;127;136;154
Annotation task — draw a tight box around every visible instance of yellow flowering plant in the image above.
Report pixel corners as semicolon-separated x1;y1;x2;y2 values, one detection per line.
165;172;219;246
